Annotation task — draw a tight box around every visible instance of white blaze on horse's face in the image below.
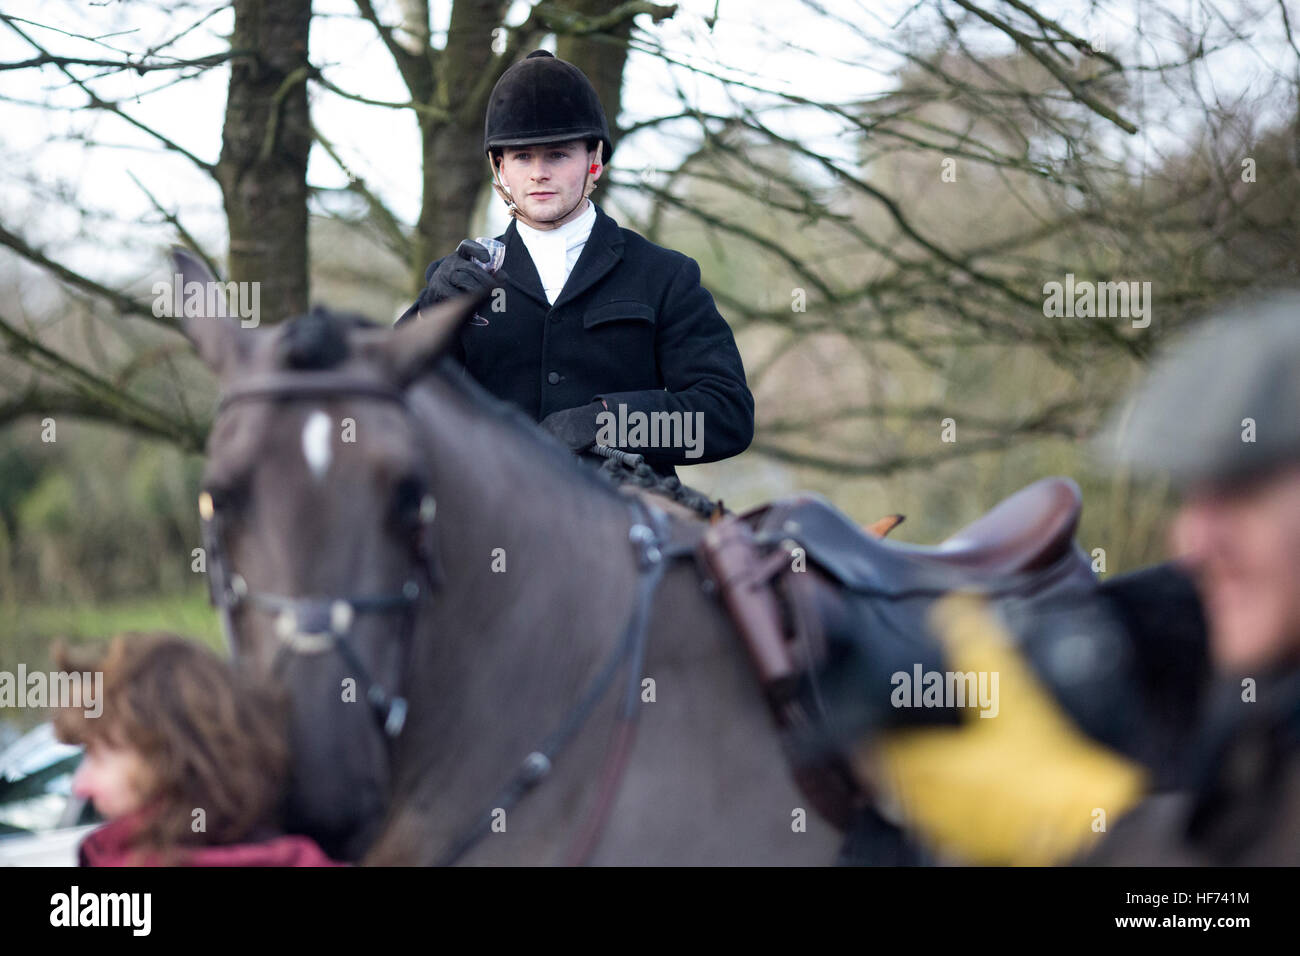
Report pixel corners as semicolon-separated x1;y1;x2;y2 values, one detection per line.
302;410;333;482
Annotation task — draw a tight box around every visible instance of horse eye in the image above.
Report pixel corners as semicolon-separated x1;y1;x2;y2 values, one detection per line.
201;482;248;518
392;475;425;523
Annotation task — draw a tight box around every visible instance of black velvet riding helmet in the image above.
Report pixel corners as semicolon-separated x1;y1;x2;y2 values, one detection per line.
483;50;613;164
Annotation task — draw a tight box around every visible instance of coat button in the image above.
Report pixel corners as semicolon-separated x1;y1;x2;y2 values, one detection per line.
547;371;561;385
549;312;561;324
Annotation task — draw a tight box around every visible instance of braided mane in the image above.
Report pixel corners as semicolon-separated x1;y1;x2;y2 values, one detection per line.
593;452;723;520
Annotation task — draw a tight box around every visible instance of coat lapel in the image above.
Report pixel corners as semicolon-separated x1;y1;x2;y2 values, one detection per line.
553;203;624;309
499;203;626;311
502;219;550;308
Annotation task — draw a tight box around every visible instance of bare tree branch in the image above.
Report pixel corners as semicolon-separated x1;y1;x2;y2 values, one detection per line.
0;222;172;328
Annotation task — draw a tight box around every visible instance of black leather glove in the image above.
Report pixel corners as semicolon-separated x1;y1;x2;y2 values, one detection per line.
423;239;502;305
538;401;607;452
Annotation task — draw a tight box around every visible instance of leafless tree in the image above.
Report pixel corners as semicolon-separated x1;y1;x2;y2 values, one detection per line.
1;0;1297;493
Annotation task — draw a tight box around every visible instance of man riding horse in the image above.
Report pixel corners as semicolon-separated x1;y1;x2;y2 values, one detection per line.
397;49;754;479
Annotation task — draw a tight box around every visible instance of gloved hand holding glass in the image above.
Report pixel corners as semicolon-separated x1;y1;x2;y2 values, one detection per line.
423;237;506;312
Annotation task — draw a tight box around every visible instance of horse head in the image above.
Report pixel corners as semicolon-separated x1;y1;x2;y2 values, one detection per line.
175;248;482;860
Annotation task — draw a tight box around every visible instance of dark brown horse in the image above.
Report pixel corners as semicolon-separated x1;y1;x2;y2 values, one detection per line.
177;250;846;864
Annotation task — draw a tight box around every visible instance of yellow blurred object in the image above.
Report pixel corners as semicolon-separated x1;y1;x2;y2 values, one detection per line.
857;593;1148;865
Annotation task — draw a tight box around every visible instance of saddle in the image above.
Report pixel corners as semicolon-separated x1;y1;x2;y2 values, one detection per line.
756;476;1087;592
695;477;1097;829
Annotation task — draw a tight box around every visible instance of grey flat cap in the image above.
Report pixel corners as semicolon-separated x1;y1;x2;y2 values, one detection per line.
1098;289;1300;485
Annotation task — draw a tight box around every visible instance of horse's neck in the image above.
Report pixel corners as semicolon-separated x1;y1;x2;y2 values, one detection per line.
368;377;843;863
394;376;645;824
415;373;636;591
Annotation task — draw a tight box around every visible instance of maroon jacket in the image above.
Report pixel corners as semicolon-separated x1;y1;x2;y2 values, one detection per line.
79;811;345;867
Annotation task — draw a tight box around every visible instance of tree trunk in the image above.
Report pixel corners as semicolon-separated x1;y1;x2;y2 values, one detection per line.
557;0;633;159
413;1;508;280
216;0;313;325
409;0;640;289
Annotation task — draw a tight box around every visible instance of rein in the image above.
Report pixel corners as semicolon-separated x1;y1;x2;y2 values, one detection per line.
433;498;694;867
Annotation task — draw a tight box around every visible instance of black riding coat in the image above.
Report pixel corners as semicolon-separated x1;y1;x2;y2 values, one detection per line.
402;203;754;473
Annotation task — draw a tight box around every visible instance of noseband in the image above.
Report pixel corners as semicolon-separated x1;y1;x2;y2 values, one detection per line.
199;372;438;739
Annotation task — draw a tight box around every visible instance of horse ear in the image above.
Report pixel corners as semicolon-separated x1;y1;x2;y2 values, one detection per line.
385;289;488;385
171;247;246;377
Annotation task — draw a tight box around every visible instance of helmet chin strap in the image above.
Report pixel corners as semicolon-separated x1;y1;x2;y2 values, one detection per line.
490;141;603;230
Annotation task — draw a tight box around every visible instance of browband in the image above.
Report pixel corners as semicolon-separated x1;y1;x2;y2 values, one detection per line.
217;373;407;413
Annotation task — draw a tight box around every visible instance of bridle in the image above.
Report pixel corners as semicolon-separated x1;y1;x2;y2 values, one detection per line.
199;371;439;739
198;368;692;864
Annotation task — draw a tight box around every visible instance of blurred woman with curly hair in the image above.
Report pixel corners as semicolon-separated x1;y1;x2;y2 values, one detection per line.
52;631;341;866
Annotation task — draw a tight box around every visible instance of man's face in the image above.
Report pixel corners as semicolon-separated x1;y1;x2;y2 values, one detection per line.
1170;463;1300;673
496;140;599;227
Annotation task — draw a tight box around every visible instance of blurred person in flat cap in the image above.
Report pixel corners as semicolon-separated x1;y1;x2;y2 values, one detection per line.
836;291;1300;865
1080;289;1300;865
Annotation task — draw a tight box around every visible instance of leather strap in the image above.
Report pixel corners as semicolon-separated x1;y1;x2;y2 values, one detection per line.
432;498;686;867
218;373;405;413
696;512;871;830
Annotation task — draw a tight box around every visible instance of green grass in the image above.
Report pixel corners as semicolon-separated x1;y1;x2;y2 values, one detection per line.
0;591;224;735
0;590;224;667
